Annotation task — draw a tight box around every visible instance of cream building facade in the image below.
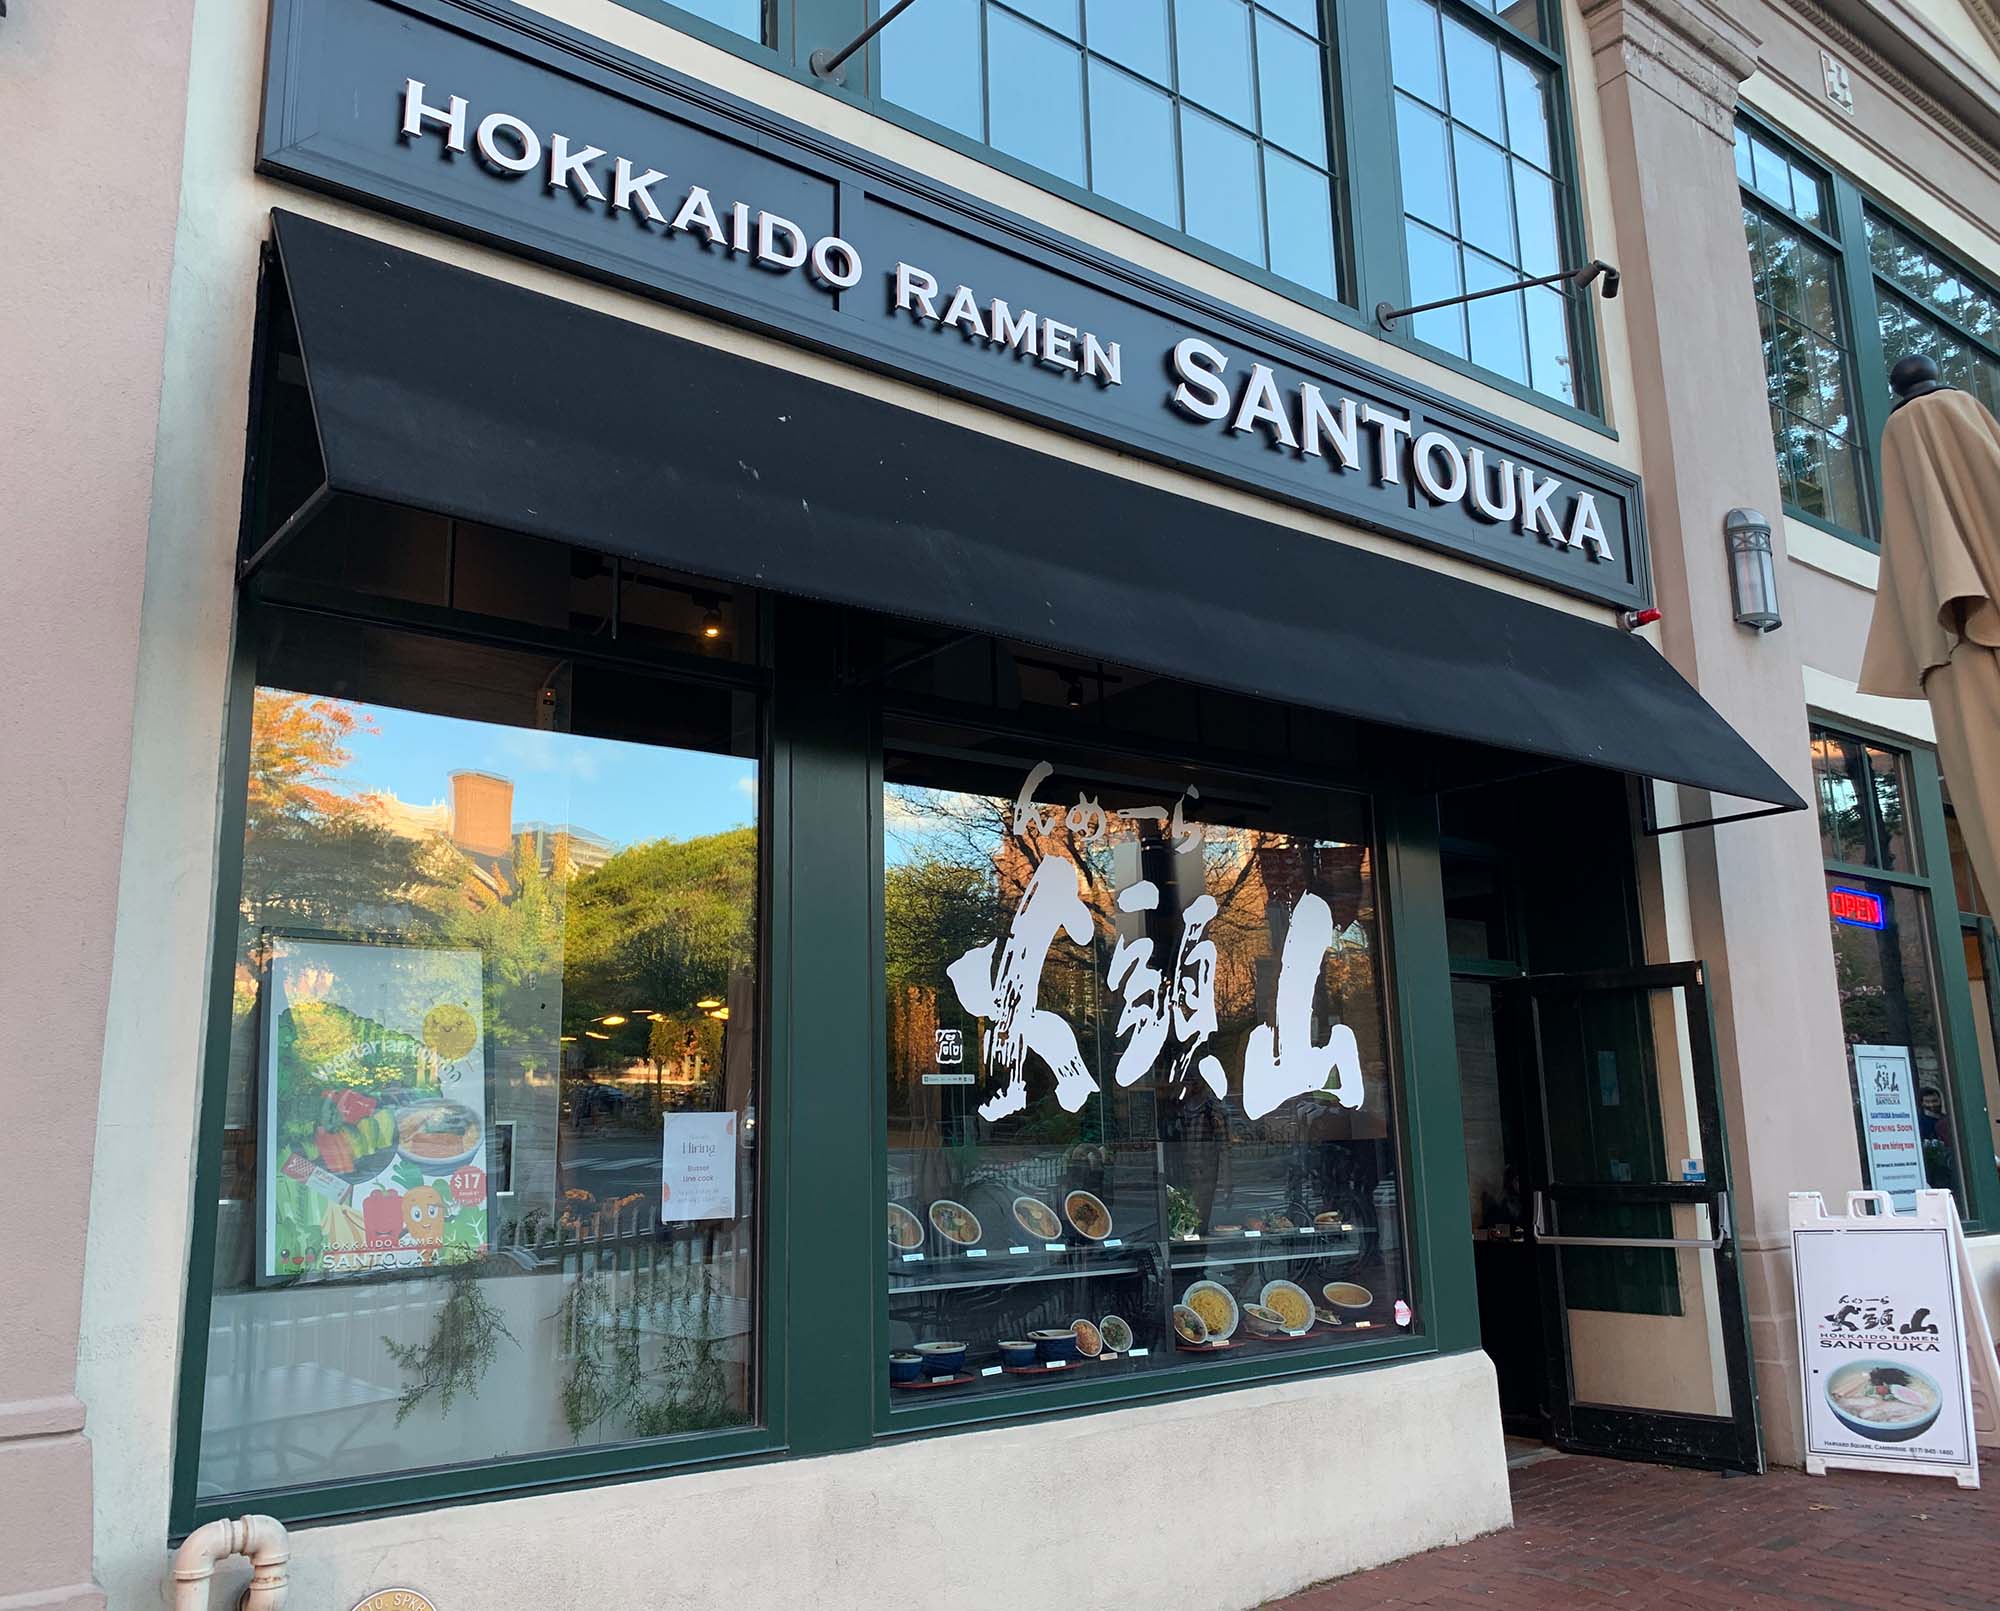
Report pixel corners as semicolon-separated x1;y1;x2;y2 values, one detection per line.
8;0;2000;1606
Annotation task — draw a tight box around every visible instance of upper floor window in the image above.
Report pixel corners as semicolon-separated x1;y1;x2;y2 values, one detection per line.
1388;0;1578;405
879;0;1341;297
1868;212;2000;420
673;0;766;42
1736;125;1868;535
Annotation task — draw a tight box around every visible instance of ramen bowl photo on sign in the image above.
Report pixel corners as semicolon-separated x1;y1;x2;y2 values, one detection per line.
1824;1361;1945;1443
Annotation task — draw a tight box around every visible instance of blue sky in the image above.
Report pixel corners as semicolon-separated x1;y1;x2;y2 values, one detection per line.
323;697;756;852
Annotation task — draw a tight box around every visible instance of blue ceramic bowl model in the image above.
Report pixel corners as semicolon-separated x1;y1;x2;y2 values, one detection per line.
997;1339;1038;1369
1028;1327;1080;1364
914;1341;968;1376
888;1352;924;1385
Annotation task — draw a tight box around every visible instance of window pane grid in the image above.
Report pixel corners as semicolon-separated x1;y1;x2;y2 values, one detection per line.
880;0;1341;298
1389;0;1576;403
1741;192;1866;533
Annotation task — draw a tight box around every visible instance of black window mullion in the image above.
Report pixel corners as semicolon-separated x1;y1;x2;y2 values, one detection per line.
1337;0;1404;315
1832;174;1890;542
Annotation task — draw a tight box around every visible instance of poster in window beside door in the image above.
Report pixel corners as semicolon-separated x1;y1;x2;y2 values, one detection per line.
661;1111;737;1221
260;933;491;1283
1853;1044;1925;1211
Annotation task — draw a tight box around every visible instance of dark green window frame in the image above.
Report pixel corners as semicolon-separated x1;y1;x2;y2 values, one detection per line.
596;0;1610;431
1810;714;2000;1233
1736;111;2000;552
173;581;1483;1533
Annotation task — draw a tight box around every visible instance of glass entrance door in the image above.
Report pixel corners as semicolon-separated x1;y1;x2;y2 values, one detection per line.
1506;962;1762;1472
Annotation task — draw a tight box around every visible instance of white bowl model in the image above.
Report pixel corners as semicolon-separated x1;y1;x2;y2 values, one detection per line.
1180;1279;1240;1341
1240;1303;1288;1337
1063;1189;1113;1241
887;1201;925;1251
1011;1195;1062;1241
1098;1314;1134;1354
1259;1279;1316;1336
1322;1281;1374;1311
1170;1304;1209;1346
927;1198;983;1246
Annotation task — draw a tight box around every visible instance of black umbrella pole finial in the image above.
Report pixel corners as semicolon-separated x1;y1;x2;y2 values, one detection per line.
1890;353;1947;409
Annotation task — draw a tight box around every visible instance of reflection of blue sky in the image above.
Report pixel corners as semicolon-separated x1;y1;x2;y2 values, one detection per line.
324;697;755;852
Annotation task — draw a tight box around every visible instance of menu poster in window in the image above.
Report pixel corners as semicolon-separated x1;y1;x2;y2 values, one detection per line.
260;933;491;1284
1854;1044;1925;1211
1791;1190;1980;1486
661;1112;737;1221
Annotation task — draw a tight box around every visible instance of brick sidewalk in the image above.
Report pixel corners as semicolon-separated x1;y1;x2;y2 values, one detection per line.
1270;1452;2000;1610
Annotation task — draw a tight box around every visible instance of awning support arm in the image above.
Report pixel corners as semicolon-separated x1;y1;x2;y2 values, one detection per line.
1641;784;1798;837
237;482;331;582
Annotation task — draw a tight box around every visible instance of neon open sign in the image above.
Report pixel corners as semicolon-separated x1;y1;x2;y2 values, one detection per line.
1829;886;1886;929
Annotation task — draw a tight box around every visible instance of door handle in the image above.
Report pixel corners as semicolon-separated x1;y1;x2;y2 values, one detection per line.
1531;1189;1730;1250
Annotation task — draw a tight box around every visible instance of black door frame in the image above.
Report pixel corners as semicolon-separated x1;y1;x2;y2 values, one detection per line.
1504;961;1764;1473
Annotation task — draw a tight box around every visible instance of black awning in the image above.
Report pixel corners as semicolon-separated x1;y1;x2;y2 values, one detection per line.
256;210;1802;813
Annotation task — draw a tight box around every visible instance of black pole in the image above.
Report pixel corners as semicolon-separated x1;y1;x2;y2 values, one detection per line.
811;0;921;82
1374;260;1620;332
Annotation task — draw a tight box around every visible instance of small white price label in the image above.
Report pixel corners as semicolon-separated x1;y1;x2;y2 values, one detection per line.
979;1365;1003;1377
1046;1359;1067;1369
1128;1347;1150;1358
1044;1242;1066;1252
1104;1238;1122;1248
1008;1245;1030;1255
1244;1229;1262;1238
965;1248;988;1258
901;1252;924;1262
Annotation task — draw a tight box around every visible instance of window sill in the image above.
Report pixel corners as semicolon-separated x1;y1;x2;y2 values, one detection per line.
1785;512;1880;589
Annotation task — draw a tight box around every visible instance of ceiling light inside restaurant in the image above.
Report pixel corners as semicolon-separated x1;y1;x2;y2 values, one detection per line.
584;1030;610;1041
696;997;723;1010
598;1013;627;1026
708;1007;731;1021
1064;674;1084;709
701;606;724;639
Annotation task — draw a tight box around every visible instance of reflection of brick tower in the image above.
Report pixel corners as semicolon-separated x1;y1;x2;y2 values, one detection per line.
449;771;516;858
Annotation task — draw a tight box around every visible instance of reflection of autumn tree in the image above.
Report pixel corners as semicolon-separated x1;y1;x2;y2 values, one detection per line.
241;690;433;937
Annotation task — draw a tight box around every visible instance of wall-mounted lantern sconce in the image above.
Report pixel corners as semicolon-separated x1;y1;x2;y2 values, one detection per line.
1725;507;1781;632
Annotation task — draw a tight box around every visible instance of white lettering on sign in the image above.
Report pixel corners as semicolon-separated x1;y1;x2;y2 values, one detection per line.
391;74;1615;569
948;765;1366;1123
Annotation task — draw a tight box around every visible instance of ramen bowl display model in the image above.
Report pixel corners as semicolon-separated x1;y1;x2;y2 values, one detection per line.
997;1339;1039;1369
887;1202;925;1251
1098;1314;1133;1354
1181;1280;1239;1340
1240;1303;1288;1338
888;1352;924;1384
1012;1195;1062;1241
1064;1190;1112;1240
1259;1280;1315;1335
1825;1362;1946;1443
1029;1327;1081;1363
928;1199;982;1247
914;1340;968;1376
1323;1281;1374;1311
1171;1304;1208;1346
1070;1318;1104;1358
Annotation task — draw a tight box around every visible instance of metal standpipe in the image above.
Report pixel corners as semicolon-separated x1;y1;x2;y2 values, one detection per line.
171;1515;290;1610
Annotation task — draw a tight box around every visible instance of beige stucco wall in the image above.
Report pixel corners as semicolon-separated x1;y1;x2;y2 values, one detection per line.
2;0;198;1603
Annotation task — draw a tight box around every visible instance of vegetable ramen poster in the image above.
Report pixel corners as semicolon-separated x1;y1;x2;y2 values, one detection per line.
260;934;491;1283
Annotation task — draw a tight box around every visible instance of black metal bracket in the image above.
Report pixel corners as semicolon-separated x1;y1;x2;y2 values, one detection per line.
1640;783;1798;837
810;0;919;84
1376;259;1620;332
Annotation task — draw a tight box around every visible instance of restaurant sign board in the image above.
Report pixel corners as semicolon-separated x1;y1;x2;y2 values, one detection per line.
1790;1190;1986;1486
258;0;1651;610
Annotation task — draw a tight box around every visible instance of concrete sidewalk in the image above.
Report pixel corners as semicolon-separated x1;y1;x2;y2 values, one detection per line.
1268;1450;1999;1610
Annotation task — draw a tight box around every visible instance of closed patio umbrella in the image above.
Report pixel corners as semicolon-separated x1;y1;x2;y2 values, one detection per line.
1859;356;2000;907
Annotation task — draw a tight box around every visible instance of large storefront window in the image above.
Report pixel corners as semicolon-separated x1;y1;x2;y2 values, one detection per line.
882;741;1409;1395
196;610;761;1499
